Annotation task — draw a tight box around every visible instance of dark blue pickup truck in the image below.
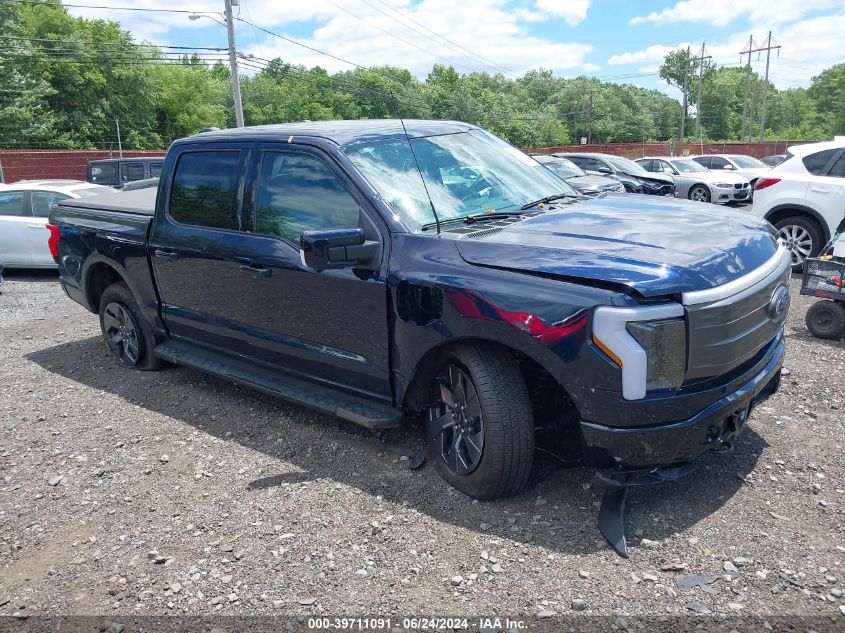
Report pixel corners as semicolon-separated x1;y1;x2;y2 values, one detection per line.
51;121;790;551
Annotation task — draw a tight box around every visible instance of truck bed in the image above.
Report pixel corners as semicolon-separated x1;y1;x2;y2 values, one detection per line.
57;187;156;216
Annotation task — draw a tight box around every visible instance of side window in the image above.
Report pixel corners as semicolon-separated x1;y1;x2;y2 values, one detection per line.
121;162;145;182
0;191;25;216
709;157;729;170
803;149;839;176
582;158;604;172
89;162;118;185
693;157;710;169
32;191;70;217
254;152;361;242
565;156;586;169
828;154;845;178
169;151;241;230
638;160;654;172
149;163;163;178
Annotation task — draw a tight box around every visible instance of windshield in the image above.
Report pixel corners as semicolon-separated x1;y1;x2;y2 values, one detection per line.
343;129;578;232
669;159;707;173
731;155;767;169
542;158;585;179
605;155;650;175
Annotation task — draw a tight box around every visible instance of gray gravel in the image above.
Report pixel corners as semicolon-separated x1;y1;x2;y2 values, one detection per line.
1;269;844;618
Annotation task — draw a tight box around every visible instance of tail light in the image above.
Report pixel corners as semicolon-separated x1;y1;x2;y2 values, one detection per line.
47;223;60;258
754;177;781;191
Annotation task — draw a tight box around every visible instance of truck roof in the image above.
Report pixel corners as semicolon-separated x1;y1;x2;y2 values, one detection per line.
181;119;477;147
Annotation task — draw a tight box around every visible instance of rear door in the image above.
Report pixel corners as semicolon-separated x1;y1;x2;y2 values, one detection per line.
0;190;32;266
803;148;845;238
30;191;70;265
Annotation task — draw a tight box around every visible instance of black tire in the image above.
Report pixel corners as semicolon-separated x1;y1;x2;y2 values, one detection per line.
805;301;845;340
98;282;161;370
774;216;823;273
688;184;711;203
425;343;534;500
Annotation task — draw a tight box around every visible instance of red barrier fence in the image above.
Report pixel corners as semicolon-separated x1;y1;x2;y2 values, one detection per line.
0;149;166;184
0;142;810;183
524;141;806;159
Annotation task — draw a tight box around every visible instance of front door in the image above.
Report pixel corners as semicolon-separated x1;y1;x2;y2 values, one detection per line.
149;145;391;400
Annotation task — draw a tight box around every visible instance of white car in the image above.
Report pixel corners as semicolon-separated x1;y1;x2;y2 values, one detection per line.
636;156;752;204
0;180;109;268
750;139;845;271
690;154;771;187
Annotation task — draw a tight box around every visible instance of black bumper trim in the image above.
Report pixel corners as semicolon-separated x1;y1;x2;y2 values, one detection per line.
580;338;784;470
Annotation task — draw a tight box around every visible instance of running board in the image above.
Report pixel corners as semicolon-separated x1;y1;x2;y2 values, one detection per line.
593;463;697;557
154;340;401;430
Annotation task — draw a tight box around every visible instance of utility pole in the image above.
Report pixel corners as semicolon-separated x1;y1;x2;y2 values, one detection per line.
694;42;711;142
739;35;756;141
746;30;780;141
115;118;123;158
587;90;593;144
224;0;244;127
679;47;690;146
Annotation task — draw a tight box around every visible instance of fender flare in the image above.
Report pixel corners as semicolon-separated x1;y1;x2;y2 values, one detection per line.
763;203;831;242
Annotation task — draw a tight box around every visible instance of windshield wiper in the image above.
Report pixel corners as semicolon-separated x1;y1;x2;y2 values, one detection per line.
520;193;578;210
421;211;523;231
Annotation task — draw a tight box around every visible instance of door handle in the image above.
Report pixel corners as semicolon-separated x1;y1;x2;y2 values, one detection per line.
27;224;45;229
154;249;179;261
240;263;272;279
809;187;831;194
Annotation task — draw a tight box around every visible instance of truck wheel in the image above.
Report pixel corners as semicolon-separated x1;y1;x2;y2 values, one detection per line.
425;343;534;500
688;184;710;203
98;282;161;370
805;301;845;340
774;217;821;272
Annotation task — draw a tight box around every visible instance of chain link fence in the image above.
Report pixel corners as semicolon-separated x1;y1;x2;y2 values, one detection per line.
0;149;167;184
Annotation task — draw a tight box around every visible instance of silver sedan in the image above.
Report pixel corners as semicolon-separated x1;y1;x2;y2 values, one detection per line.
636;157;752;204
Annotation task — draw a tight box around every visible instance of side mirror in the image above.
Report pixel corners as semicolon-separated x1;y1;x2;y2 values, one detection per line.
300;227;379;271
597;166;612;174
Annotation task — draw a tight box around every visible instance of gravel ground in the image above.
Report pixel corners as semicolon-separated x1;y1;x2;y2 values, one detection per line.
1;269;844;621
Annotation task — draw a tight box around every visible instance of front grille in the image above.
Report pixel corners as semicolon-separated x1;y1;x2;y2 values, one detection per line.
685;259;790;381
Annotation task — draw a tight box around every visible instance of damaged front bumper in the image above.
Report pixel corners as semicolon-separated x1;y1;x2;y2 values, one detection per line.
579;336;784;471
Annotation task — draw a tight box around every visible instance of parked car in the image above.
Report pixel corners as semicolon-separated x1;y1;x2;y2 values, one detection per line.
690;154;770;187
762;154;788;167
87;157;164;188
555;152;675;196
50;121;788;554
0;180;108;268
532;155;625;196
750;139;845;271
636;156;752;204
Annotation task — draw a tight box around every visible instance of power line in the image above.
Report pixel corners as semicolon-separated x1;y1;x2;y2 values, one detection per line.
8;0;201;13
319;0;477;73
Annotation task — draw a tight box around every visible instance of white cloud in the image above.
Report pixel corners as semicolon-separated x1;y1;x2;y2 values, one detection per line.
534;0;591;26
609;13;845;89
630;0;842;28
64;0;596;77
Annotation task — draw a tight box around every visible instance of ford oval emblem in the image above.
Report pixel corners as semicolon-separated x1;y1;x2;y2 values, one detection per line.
768;284;790;319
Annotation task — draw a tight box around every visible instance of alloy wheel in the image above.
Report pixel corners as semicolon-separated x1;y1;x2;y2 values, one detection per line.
102;302;141;366
778;225;813;267
690;186;709;202
428;364;485;476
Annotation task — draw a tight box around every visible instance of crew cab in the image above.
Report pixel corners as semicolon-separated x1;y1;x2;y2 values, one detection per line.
50;120;789;505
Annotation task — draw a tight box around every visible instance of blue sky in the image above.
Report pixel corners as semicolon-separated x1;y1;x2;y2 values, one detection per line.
68;0;845;96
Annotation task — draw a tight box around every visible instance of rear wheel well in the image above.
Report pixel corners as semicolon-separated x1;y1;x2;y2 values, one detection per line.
86;263;125;311
765;208;828;241
403;340;582;459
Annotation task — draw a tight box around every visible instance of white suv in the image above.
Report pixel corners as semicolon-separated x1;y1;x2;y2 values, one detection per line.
750;140;845;271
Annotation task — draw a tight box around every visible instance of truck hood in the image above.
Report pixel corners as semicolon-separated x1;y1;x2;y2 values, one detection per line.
453;194;780;297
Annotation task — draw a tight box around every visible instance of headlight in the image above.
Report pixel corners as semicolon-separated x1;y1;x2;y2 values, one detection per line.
626;319;686;391
592;304;685;400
